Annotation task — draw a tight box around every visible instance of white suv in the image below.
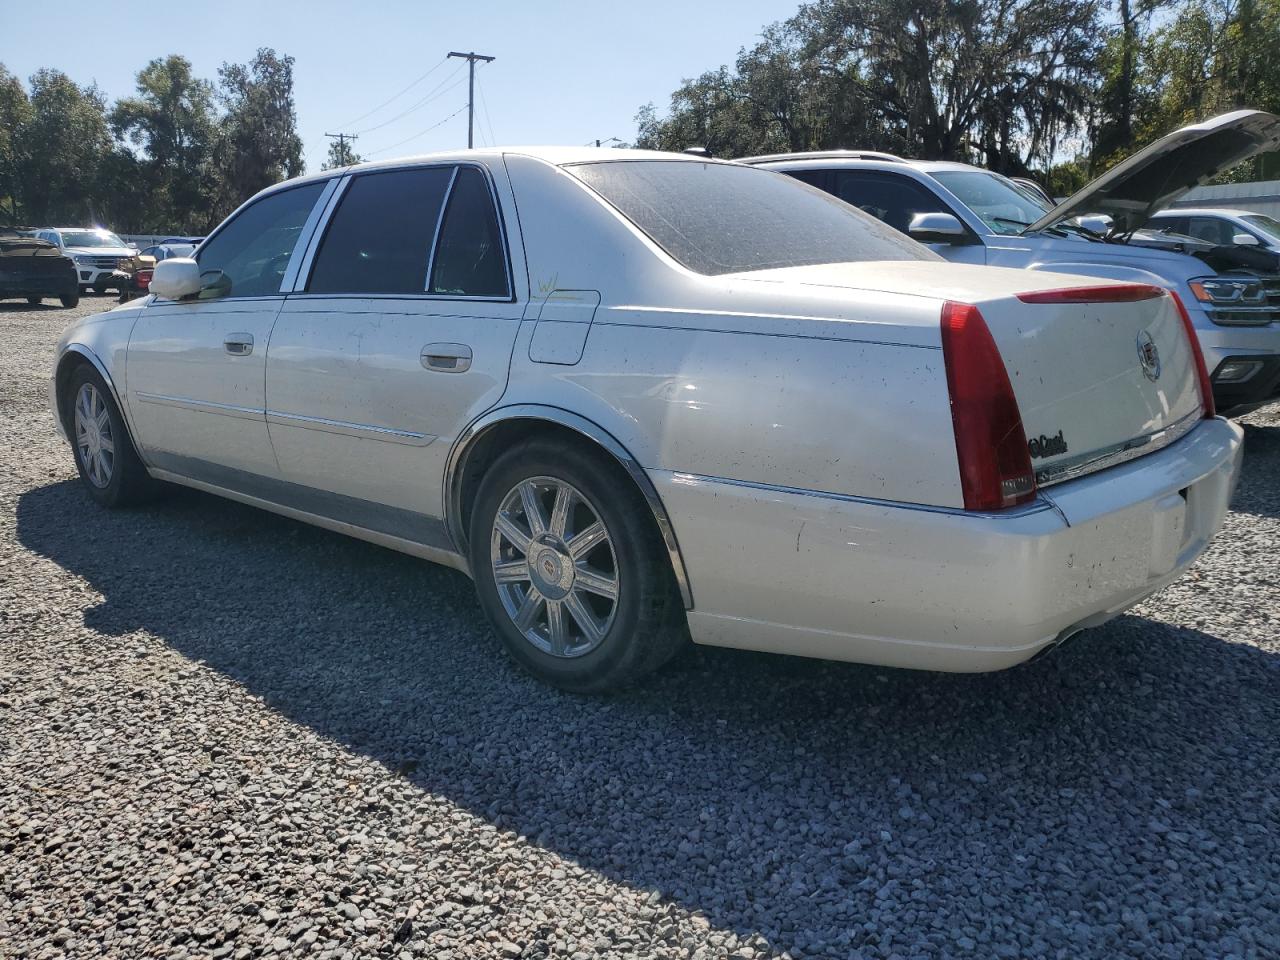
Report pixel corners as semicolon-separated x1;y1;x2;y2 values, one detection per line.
35;227;136;294
750;111;1280;413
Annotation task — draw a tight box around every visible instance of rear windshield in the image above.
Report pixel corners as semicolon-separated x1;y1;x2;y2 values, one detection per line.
565;160;936;275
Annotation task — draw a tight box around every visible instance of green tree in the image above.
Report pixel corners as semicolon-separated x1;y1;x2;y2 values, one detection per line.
0;64;33;221
211;48;305;220
111;55;216;231
19;69;112;224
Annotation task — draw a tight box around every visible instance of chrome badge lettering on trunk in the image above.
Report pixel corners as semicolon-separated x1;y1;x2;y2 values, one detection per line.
1028;431;1068;459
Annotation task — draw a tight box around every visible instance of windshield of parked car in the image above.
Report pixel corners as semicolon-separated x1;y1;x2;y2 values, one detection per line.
566;160;938;275
1243;214;1280;245
59;229;127;248
931;171;1052;235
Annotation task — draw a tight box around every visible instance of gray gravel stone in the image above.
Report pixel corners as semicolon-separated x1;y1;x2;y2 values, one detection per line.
1;298;1279;959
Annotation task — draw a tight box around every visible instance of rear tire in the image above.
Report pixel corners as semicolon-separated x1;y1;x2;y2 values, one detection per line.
60;294;79;308
65;365;158;508
469;437;686;692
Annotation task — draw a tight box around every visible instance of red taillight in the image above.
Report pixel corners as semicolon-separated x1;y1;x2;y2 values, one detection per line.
1169;291;1216;419
941;302;1037;511
1016;284;1165;304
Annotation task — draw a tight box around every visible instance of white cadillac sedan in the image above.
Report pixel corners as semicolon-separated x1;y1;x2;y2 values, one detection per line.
49;148;1243;691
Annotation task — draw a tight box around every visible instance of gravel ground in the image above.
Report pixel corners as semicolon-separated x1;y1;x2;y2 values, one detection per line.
2;296;1279;960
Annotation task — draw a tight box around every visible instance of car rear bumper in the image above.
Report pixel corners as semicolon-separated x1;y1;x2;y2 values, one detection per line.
652;416;1243;672
0;272;77;298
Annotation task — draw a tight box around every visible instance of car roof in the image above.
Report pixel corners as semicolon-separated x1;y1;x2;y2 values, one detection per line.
744;153;990;177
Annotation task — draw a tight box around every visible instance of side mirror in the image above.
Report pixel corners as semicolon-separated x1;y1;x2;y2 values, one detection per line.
149;258;202;300
1077;215;1113;234
1232;232;1260;246
908;211;969;244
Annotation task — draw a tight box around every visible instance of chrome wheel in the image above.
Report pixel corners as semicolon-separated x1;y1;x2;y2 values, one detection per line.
490;476;619;658
74;382;114;489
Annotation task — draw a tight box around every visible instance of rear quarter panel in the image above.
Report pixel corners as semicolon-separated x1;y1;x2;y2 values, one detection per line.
504;305;964;509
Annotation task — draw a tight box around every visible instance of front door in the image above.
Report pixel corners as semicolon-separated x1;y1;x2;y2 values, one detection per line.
125;181;331;483
264;163;523;546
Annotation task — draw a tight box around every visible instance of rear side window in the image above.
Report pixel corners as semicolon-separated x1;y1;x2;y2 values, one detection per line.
429;167;510;298
308;167;453;294
197;182;325;298
834;172;953;235
567;160;934;275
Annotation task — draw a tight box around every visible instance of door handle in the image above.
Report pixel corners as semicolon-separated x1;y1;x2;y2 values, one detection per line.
421;343;472;373
224;333;254;356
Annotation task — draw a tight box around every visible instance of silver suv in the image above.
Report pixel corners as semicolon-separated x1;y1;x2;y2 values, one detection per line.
749;111;1280;413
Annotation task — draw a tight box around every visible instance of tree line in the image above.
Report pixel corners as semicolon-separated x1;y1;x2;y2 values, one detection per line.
635;0;1280;194
0;49;321;234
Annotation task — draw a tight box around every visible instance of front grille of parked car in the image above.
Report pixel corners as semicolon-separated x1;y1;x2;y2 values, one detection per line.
87;256;122;269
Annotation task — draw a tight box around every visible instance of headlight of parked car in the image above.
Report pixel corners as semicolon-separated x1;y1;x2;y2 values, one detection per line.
1188;276;1265;304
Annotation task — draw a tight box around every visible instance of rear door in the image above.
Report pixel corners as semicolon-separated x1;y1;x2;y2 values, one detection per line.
264;162;523;538
126;180;332;481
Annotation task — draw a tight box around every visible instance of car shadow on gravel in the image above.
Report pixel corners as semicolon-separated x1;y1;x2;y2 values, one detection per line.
16;478;1280;957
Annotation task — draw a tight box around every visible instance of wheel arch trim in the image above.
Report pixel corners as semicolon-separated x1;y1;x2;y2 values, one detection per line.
445;404;694;609
55;344;127;435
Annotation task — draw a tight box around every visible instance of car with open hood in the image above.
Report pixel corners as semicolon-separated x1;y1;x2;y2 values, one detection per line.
748;111;1280;413
0;228;79;307
47;148;1242;690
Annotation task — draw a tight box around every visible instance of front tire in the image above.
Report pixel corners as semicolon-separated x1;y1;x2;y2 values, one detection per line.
469;438;686;692
26;296;41;306
60;293;79;308
65;365;157;507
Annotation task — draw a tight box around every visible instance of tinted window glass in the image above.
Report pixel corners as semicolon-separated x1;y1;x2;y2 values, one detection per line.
429;167;509;297
833;172;953;235
309;168;452;294
569;160;934;275
197;183;324;298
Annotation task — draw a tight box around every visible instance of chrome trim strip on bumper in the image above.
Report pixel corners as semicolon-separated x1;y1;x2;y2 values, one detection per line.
1035;408;1203;487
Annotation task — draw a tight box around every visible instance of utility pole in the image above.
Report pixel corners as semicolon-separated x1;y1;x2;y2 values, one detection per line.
324;132;359;166
447;51;495;148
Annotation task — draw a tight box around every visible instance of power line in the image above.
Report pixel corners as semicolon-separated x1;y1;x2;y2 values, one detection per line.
447;51;495;149
353;66;467;136
335;57;448;130
476;67;498;147
366;103;469;156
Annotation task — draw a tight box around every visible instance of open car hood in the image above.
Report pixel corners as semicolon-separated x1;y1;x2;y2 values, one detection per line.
1027;110;1280;235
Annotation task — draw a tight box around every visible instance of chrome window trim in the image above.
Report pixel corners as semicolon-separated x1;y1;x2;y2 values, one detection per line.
265;409;435;446
425;166;460;291
280;177;341;292
289;174;353;294
1035;407;1204;487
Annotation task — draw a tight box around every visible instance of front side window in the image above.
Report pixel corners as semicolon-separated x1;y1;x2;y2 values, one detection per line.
930;171;1051;235
1183;217;1234;246
196;182;325;298
308;167;453;294
429;167;510;297
567;160;935;275
833;171;954;235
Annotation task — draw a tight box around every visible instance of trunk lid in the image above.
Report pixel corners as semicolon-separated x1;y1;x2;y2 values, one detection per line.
733;260;1205;486
1027;110;1280;235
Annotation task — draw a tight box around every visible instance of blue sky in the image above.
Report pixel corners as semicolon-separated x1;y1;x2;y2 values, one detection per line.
3;0;800;171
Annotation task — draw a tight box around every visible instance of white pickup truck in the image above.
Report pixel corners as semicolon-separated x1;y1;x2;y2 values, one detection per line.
749;110;1280;413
